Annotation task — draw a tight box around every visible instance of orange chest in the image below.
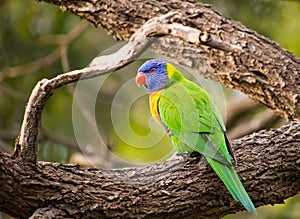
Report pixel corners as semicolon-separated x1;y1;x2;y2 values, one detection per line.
149;92;162;124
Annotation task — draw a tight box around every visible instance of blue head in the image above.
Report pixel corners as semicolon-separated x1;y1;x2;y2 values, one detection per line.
136;59;169;93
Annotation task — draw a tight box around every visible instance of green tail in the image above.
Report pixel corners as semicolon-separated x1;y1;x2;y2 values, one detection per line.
207;158;257;214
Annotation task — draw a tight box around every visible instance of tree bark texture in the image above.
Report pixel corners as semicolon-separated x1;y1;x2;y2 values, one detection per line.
1;122;299;219
37;0;300;121
1;0;299;218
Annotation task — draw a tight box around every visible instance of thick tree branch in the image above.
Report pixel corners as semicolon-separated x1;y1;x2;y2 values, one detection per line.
1;122;299;218
37;0;300;121
1;1;299;218
14;12;242;163
13;12;161;163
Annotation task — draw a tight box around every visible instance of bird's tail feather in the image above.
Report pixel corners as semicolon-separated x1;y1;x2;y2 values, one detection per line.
207;158;257;214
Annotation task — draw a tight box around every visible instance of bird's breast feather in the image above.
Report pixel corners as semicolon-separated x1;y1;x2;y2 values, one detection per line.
149;91;163;124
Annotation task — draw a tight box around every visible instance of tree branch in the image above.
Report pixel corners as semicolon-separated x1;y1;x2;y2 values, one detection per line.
0;21;88;80
13;11;158;163
29;206;68;219
1;1;299;218
37;0;300;121
1;122;299;218
14;11;242;163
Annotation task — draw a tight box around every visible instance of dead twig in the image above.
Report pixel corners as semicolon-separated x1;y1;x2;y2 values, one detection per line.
0;21;88;80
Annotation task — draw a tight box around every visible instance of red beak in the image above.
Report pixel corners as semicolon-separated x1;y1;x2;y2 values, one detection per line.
136;72;146;86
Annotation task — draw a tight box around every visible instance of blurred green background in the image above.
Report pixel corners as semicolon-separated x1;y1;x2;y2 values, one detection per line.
0;0;299;218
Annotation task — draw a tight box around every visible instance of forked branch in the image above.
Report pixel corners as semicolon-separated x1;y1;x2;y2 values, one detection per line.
15;12;240;163
38;0;300;121
1;4;298;218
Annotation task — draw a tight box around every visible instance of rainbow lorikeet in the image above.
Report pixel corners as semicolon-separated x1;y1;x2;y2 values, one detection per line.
135;59;257;214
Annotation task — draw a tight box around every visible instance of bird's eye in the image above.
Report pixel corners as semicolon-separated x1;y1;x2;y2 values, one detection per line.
149;68;156;73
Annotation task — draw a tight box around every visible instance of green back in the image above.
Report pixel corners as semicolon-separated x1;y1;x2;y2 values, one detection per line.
158;72;231;165
156;66;257;213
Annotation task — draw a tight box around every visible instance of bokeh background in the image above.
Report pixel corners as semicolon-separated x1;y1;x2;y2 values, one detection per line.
0;0;299;218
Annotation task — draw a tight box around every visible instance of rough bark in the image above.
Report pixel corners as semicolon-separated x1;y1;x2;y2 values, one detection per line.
1;122;299;219
14;12;203;164
0;1;299;218
37;0;300;121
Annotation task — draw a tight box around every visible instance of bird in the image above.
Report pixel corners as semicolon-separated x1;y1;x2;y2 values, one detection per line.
135;59;257;214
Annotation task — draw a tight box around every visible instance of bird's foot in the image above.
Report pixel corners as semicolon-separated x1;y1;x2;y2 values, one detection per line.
186;151;203;165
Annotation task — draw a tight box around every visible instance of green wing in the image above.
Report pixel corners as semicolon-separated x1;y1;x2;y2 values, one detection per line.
158;79;257;214
158;79;231;165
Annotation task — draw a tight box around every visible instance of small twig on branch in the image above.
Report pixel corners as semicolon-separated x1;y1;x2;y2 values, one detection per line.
0;49;61;80
15;11;242;163
0;82;28;101
0;138;13;153
0;129;17;140
0;21;88;81
39;129;79;151
38;21;88;46
0;128;79;152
